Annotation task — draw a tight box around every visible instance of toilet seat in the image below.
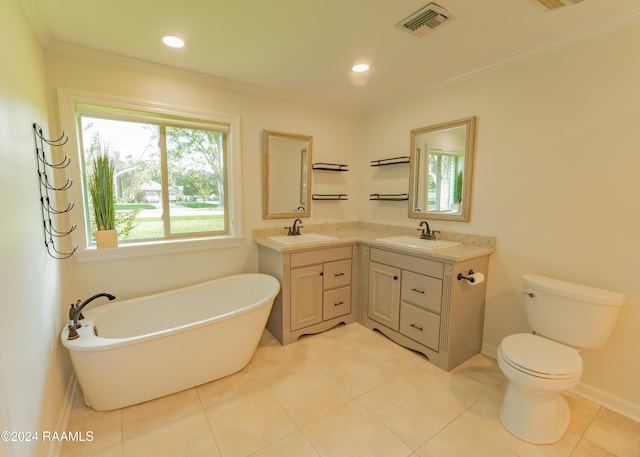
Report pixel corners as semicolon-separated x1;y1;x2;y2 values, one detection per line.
500;333;582;380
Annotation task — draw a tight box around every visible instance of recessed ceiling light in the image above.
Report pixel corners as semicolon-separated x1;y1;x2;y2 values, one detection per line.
352;63;370;73
162;36;185;48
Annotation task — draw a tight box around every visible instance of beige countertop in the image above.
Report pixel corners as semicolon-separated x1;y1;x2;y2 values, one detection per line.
254;222;495;263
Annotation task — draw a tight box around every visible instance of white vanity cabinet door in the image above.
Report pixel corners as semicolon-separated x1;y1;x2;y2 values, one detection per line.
368;261;401;331
290;264;323;331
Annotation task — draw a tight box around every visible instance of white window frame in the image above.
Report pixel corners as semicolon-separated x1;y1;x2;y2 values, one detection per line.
56;88;243;261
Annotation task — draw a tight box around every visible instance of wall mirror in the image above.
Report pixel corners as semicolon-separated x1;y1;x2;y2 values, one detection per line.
262;130;312;219
408;116;477;222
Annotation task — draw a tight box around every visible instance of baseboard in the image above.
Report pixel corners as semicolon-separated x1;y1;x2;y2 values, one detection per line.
47;373;77;457
481;342;498;359
572;383;640;423
480;344;640;423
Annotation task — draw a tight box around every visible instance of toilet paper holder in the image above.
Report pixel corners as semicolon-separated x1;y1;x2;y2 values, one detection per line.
457;270;477;283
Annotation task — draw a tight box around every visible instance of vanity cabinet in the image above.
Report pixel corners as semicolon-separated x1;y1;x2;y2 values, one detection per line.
361;246;490;371
259;244;357;344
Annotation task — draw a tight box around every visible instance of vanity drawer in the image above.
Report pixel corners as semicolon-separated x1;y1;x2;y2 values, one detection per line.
323;286;351;320
400;302;440;351
291;246;351;268
324;259;352;290
370;248;443;279
401;270;442;314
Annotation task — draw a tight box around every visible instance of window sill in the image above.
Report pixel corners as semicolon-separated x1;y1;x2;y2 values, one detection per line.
74;235;244;262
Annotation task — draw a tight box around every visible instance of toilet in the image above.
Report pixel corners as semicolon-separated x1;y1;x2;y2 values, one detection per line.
497;273;625;444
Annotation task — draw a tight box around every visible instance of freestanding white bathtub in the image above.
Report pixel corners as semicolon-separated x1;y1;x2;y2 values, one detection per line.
61;273;280;411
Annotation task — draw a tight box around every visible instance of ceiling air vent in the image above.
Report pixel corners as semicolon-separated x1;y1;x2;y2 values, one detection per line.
532;0;585;10
396;3;455;37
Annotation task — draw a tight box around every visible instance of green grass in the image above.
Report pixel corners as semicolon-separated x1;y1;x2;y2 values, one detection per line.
116;203;156;210
176;202;219;209
123;214;225;239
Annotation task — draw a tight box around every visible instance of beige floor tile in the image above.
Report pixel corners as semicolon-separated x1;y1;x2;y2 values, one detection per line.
205;387;297;457
123;411;219;457
319;348;395;397
416;417;517;457
570;438;617;457
268;365;352;426
197;365;265;408
302;402;412;457
81;444;122;457
61;406;121;457
250;341;315;381
401;360;487;413
451;353;507;390
326;322;376;341
249;431;320;457
564;392;601;435
358;376;459;449
584;408;640;457
295;326;355;363
348;329;425;373
121;388;202;439
60;325;640;457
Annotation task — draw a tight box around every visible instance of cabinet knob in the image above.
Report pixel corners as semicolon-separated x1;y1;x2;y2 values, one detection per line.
393;275;398;280
320;272;324;276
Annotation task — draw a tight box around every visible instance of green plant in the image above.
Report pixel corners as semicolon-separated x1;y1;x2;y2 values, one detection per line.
453;171;463;204
88;153;115;230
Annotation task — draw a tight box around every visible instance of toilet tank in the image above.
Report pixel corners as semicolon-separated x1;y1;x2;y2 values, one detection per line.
522;274;625;349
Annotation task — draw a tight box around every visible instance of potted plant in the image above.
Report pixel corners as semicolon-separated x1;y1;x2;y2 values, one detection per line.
88;152;117;248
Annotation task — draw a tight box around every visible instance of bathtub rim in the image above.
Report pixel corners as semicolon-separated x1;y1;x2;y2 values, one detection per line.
61;273;280;352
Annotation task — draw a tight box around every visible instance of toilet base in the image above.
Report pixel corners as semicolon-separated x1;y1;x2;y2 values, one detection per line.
499;382;571;444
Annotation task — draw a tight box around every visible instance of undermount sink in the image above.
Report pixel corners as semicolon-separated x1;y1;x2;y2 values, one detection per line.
268;233;338;245
376;235;461;251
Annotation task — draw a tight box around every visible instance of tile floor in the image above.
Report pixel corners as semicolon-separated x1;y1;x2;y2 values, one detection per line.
61;323;640;457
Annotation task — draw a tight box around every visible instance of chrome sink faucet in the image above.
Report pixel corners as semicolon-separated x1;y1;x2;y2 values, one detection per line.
417;221;437;240
287;218;303;236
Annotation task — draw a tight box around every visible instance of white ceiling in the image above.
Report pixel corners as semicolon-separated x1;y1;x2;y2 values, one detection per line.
19;0;640;113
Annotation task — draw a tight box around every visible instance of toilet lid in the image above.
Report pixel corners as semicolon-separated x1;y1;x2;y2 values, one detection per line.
500;333;582;379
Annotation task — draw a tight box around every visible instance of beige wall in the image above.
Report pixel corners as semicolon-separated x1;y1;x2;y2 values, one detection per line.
361;23;640;413
0;1;67;456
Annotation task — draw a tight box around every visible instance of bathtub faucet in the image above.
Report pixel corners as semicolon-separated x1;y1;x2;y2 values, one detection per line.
67;293;116;340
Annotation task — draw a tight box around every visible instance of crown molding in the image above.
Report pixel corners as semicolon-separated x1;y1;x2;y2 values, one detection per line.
370;8;640;112
45;41;363;115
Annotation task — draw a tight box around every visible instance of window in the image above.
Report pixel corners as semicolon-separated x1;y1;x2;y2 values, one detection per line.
427;146;464;212
58;90;242;258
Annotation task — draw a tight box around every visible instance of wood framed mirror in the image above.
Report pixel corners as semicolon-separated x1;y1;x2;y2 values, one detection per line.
408;117;477;221
262;130;312;219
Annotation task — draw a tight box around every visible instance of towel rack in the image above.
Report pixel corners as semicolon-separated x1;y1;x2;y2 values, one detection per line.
33;123;77;259
369;193;409;201
370;156;409;167
312;162;349;171
312;193;348;200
